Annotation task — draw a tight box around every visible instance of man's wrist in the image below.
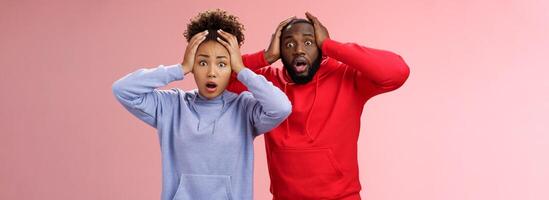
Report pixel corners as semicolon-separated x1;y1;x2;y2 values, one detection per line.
264;50;277;64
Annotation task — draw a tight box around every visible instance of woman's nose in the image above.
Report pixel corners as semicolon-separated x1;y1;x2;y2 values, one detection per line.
207;66;217;78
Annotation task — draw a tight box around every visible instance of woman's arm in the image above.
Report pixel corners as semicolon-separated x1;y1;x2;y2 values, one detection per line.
238;68;292;136
112;30;208;127
112;64;183;127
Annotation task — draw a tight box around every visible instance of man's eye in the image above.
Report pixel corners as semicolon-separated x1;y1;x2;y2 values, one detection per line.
305;40;313;46
218;63;227;68
199;61;207;66
286;42;295;48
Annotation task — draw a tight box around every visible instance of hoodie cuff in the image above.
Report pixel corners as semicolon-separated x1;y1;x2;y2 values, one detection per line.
166;64;185;81
321;38;342;58
236;68;255;85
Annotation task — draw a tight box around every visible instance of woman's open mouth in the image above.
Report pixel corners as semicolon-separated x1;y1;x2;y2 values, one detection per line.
292;56;309;74
205;82;217;93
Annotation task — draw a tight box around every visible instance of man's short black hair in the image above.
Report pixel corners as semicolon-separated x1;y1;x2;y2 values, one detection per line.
282;18;312;32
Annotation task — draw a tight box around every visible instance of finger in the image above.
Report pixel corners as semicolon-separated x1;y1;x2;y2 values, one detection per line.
189;30;208;42
276;16;296;33
216;36;231;50
278;16;296;27
187;35;207;58
216;37;236;57
305;12;320;25
273;16;296;41
188;30;208;47
217;29;235;40
192;35;207;49
217;29;238;46
188;31;207;50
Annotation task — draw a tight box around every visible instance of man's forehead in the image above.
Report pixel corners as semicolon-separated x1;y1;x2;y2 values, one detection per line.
283;22;314;35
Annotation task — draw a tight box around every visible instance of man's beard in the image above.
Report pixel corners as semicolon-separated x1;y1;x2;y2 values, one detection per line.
282;52;322;84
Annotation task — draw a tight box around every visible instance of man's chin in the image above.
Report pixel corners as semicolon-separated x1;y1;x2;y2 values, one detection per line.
282;56;321;84
292;66;310;76
295;71;309;77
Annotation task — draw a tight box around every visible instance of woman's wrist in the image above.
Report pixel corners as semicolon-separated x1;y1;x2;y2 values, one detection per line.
232;64;245;74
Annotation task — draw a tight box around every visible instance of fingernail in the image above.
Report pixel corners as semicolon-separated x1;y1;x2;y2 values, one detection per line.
218;29;222;32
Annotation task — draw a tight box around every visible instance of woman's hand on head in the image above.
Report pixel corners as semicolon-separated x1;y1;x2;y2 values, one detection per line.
216;29;245;74
181;30;208;75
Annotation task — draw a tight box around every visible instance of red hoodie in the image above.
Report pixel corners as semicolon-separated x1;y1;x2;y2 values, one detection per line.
228;38;410;200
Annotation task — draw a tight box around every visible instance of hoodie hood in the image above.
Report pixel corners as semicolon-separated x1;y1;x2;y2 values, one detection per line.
280;56;341;142
186;89;239;132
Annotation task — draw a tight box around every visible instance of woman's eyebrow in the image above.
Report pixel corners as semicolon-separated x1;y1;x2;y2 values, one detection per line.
197;54;209;57
216;56;228;59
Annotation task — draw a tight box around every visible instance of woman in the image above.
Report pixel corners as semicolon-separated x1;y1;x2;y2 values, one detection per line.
112;9;291;200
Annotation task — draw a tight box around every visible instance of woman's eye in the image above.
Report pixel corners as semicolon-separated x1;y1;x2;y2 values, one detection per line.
199;61;207;66
286;42;295;48
218;63;226;68
305;40;313;46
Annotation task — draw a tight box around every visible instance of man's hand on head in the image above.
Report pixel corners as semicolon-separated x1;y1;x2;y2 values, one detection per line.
265;16;296;64
305;12;330;47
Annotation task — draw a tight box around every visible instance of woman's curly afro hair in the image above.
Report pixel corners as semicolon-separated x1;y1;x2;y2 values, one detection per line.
184;9;245;46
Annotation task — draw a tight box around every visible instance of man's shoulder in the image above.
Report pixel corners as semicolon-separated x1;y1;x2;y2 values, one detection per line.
253;65;285;80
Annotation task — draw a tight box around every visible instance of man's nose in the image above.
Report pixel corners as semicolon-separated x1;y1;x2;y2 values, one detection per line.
294;43;306;55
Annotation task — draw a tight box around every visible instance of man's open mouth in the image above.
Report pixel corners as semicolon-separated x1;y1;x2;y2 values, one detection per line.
292;56;309;74
205;82;217;93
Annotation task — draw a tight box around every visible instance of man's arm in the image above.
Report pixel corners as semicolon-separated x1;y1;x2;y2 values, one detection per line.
306;12;409;97
322;38;410;95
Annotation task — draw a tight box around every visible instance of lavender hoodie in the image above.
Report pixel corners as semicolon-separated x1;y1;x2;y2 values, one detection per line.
112;64;291;200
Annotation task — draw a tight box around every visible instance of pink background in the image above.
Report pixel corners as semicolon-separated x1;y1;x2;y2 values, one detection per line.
1;0;548;199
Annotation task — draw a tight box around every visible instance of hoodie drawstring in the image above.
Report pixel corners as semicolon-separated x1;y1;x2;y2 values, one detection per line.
283;75;320;143
304;76;319;142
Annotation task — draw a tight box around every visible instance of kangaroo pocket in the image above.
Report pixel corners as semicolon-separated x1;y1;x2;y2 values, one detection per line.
172;174;233;200
270;148;345;199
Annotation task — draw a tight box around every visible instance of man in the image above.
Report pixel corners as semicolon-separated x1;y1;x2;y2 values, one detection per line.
227;12;410;200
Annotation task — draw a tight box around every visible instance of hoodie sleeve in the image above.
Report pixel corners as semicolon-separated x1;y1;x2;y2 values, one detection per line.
321;39;410;98
237;68;292;136
112;64;184;128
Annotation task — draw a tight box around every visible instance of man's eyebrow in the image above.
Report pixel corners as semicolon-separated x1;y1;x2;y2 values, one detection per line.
216;56;227;59
282;33;315;40
282;35;293;40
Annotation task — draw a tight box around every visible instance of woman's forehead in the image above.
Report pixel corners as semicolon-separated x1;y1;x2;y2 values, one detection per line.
196;40;229;57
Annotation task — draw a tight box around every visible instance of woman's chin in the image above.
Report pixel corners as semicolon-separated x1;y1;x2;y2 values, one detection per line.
199;89;222;100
